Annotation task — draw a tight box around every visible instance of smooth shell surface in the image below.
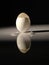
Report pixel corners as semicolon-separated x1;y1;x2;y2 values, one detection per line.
16;12;31;32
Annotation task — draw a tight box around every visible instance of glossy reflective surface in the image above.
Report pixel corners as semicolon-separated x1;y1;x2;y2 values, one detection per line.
0;35;49;64
0;26;49;64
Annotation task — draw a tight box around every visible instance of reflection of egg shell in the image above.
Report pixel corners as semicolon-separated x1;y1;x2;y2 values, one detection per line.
16;12;31;32
17;33;31;53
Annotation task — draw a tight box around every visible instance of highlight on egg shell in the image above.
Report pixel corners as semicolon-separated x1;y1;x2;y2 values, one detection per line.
16;12;31;32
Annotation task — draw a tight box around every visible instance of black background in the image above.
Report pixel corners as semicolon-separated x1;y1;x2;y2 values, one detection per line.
0;41;49;64
0;0;48;27
0;0;49;64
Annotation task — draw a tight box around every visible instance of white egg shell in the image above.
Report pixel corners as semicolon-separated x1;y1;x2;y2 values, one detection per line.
16;12;31;32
